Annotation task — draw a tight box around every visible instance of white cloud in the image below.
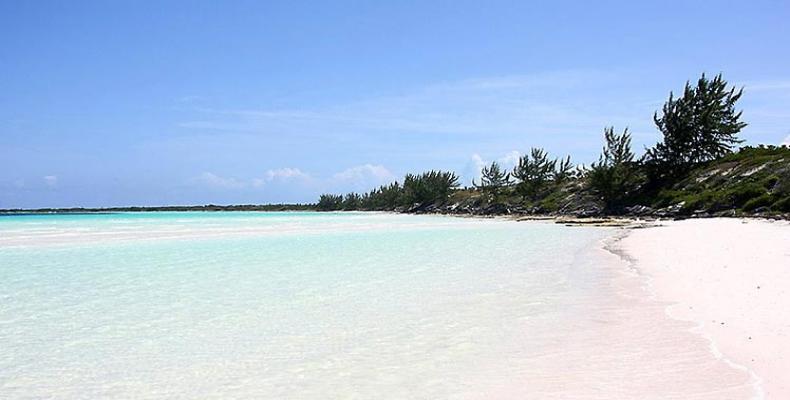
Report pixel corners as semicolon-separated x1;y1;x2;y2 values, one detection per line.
191;168;311;190
191;172;247;189
43;175;58;187
498;150;521;169
783;134;790;146
265;167;310;181
464;151;521;186
333;164;395;183
471;153;487;171
329;164;397;192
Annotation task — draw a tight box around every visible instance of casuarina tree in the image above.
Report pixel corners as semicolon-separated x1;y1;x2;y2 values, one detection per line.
512;148;555;201
588;127;643;211
645;73;746;181
475;161;510;201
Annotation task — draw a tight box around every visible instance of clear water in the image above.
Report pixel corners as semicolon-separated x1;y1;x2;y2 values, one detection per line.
0;212;753;398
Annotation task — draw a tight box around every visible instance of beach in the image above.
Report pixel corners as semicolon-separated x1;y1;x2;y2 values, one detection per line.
1;212;788;398
617;218;790;399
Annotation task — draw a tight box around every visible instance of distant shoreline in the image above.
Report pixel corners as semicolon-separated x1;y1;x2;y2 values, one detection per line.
0;204;316;214
3;207;787;225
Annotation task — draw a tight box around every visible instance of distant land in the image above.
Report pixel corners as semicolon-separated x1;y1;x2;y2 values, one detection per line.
0;204;315;215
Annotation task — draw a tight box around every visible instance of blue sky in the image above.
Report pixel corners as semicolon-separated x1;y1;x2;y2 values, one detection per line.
2;0;789;208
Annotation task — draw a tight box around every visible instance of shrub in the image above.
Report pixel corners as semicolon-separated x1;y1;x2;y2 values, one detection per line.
727;183;765;208
743;194;773;211
771;197;790;212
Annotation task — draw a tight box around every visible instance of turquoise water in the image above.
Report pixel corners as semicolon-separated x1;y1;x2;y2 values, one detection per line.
0;212;613;398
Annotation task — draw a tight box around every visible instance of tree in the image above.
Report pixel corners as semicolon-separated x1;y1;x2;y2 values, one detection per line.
511;148;555;200
401;170;460;207
553;155;574;184
588;127;643;210
363;182;402;210
645;73;747;180
317;194;343;211
474;161;510;201
341;192;362;210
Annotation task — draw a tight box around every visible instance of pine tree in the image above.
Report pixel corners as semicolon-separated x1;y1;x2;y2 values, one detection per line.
552;155;574;184
646;73;747;180
588;127;643;210
512;148;555;200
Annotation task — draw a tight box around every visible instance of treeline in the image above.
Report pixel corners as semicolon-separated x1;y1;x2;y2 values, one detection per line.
319;73;789;215
317;171;460;211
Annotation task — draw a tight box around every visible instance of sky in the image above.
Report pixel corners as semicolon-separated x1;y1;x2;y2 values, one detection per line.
2;0;789;208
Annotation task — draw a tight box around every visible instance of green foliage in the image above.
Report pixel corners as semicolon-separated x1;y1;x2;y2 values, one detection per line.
658;183;769;214
587;127;643;211
645;73;747;181
317;194;343;211
718;144;790;163
553;155;574;184
512;148;555;200
743;194;773;211
341;192;362;210
648;144;790;215
772;197;790;212
360;182;402;210
401;170;460;207
475;161;510;201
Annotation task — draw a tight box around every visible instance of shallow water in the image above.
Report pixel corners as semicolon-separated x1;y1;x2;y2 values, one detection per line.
0;212;755;398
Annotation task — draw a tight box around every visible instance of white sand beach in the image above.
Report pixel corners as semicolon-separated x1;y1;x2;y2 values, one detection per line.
618;218;790;399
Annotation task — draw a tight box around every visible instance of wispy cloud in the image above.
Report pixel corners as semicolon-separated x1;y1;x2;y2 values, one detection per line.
333;164;395;185
265;167;310;182
177;70;656;144
170;70;790;188
190;172;248;189
191;167;311;190
43;175;58;188
177;71;790;152
463;151;522;186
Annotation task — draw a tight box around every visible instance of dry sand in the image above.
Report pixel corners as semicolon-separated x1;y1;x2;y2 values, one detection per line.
618;218;790;399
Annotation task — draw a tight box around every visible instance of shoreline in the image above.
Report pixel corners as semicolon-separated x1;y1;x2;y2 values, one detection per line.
611;218;790;399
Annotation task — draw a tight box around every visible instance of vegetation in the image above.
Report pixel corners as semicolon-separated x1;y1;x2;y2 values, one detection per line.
645;73;747;183
402;170;461;207
315;170;460;211
587;127;643;211
512;148;555;201
317;73;790;218
553;156;574;184
651;145;790;215
475;161;510;201
317;194;343;211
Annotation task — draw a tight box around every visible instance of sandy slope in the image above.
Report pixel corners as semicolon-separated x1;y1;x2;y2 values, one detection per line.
619;218;790;399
